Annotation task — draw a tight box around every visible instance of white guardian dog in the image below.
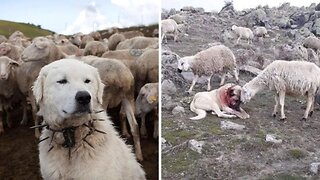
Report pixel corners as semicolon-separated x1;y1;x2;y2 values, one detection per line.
32;59;145;180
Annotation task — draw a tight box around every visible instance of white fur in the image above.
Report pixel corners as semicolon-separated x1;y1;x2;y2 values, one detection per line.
161;19;179;43
33;59;145;179
242;60;320;120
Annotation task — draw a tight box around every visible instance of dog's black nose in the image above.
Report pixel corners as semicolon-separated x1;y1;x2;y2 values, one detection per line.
177;69;182;73
75;91;91;105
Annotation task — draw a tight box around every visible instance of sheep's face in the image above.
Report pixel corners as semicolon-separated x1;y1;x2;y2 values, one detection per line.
21;37;51;61
177;57;190;72
0;43;10;56
0;57;19;80
240;86;253;103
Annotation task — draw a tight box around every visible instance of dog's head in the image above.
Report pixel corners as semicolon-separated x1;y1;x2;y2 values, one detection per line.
226;84;242;111
33;59;104;126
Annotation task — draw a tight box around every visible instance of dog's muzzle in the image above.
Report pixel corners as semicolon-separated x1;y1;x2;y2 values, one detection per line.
177;69;182;73
75;91;91;113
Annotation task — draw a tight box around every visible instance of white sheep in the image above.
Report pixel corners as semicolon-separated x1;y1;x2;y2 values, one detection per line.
135;82;158;139
0;35;7;44
177;45;239;93
161;19;178;43
83;41;108;57
303;36;320;54
17;36;66;137
116;36;158;50
241;60;320;121
0;56;20;134
108;33;126;50
231;25;254;44
253;26;268;37
0;42;24;61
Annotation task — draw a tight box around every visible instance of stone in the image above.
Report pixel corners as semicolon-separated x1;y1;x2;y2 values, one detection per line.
310;162;320;174
172;105;185;115
162;79;177;95
188;139;205;154
221;121;245;130
266;134;282;144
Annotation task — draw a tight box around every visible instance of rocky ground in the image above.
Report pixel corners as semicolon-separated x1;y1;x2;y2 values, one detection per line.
162;2;320;179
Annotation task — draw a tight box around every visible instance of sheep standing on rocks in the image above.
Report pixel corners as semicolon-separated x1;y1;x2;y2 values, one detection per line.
84;41;108;57
161;19;178;43
253;26;268;38
0;42;24;61
231;25;254;44
135;82;158;139
241;60;320;121
303;36;320;54
0;56;20;134
108;33;126;50
177;45;239;93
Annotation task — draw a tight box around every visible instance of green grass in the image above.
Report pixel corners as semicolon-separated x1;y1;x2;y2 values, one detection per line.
289;149;304;159
0;20;54;38
163;129;198;145
162;149;200;173
262;173;306;180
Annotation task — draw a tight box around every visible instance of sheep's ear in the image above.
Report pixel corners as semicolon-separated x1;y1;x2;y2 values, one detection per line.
35;40;47;49
32;71;45;103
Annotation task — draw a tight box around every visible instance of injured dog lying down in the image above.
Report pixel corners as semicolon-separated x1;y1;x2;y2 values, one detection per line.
32;59;145;180
190;83;249;120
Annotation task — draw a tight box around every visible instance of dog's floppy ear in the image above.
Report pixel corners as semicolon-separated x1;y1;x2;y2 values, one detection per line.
93;68;104;104
32;69;46;104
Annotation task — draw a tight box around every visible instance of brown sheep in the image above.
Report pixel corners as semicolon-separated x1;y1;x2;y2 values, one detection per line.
0;42;24;61
108;33;126;50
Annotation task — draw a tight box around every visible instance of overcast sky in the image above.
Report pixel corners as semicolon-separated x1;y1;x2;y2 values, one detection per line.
0;0;159;35
162;0;319;12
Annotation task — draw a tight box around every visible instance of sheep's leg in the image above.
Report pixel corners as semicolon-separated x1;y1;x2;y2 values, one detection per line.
20;100;28;125
279;91;286;121
272;93;279;117
120;105;131;138
122;98;143;161
220;73;226;86
30;94;40;138
303;93;314;120
236;36;241;44
161;33;167;44
309;101;314;117
233;68;239;83
174;30;178;42
0;111;3;135
140;113;147;138
187;75;198;93
207;74;213;91
5;107;12;128
153;108;158;139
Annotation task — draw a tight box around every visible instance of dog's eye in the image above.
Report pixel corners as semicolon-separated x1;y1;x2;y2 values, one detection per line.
57;79;67;84
84;79;91;83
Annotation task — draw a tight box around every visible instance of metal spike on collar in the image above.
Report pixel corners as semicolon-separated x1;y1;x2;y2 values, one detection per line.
92;118;105;121
30;124;48;129
83;138;94;149
94;129;107;134
48;146;54;153
94;109;105;114
39;136;49;143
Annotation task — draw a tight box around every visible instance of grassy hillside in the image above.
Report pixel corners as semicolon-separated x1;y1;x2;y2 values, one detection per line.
0;20;54;38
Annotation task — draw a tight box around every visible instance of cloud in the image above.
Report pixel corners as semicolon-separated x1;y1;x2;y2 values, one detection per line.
62;1;120;35
110;0;159;27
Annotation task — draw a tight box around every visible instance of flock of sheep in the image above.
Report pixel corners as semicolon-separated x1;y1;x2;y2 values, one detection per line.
162;14;320;121
0;28;159;161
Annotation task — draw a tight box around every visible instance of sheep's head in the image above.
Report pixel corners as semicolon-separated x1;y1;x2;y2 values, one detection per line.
0;56;19;80
240;85;253;103
177;56;192;73
231;25;237;31
21;37;51;61
0;43;11;56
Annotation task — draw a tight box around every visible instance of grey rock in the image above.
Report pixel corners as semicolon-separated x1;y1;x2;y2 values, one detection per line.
172;105;185;115
266;134;282;144
188;139;205;154
221;121;245;130
162;79;177;95
311;18;320;36
310;162;320;174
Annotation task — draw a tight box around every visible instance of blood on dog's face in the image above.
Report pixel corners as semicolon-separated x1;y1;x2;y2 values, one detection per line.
226;85;242;111
33;59;104;126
